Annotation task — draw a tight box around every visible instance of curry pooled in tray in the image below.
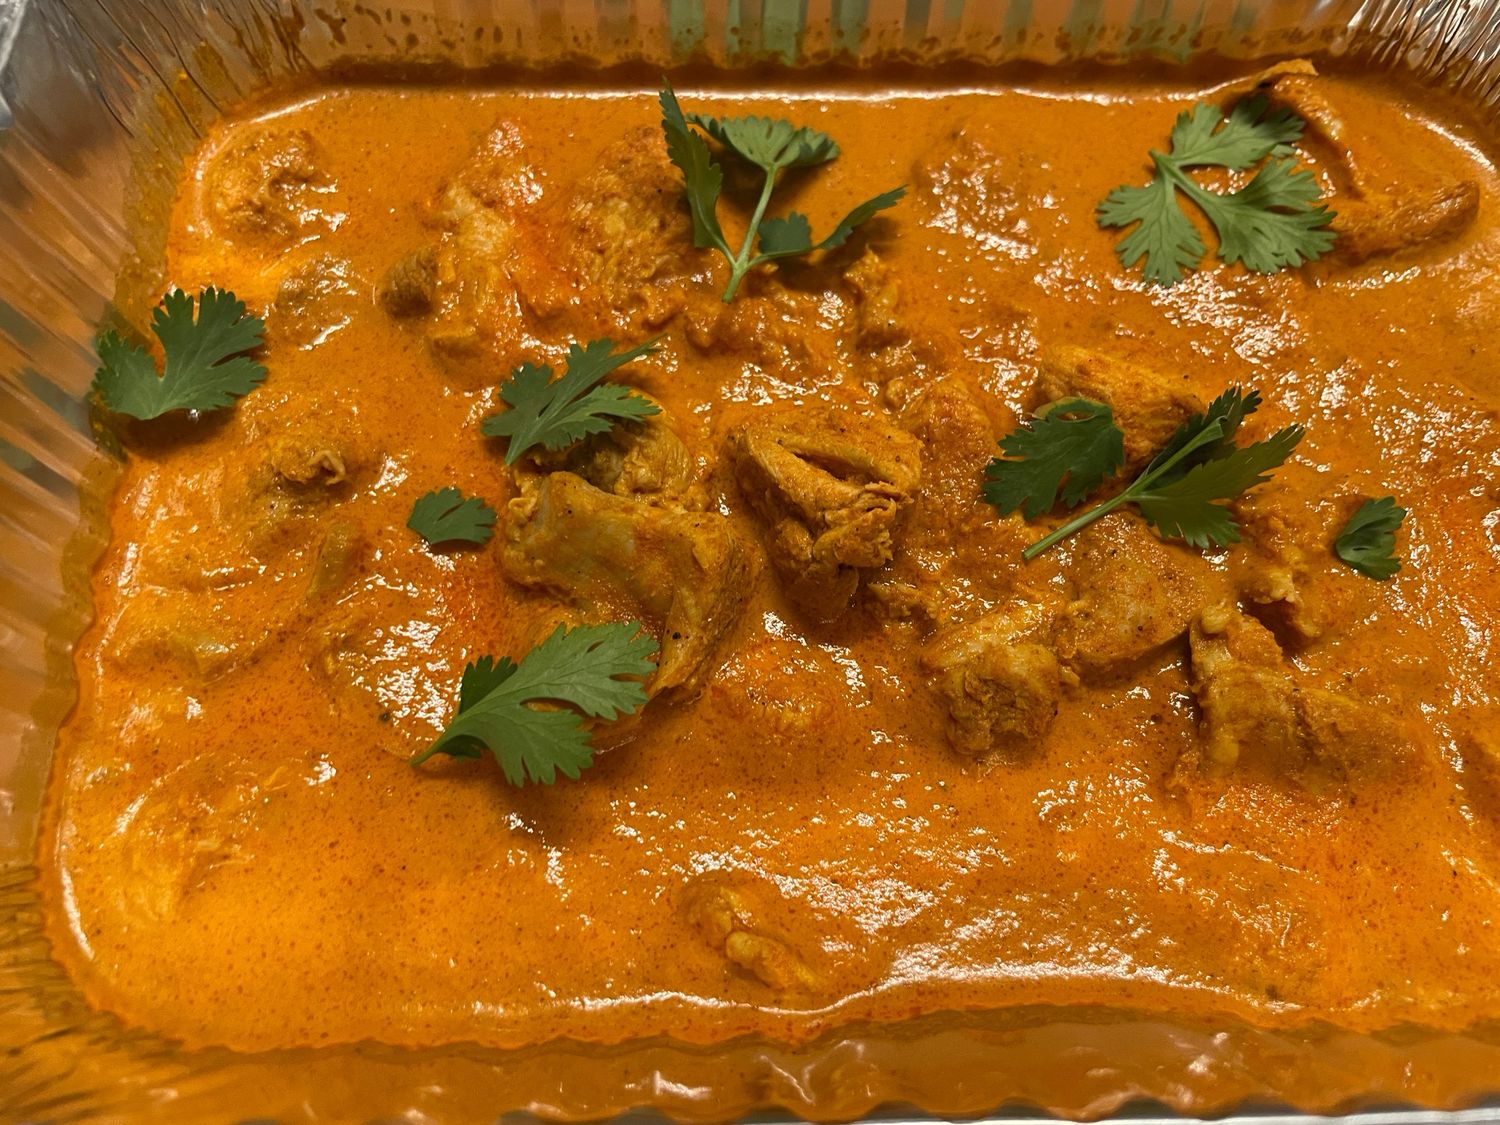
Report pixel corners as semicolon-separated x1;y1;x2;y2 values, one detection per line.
41;63;1500;1071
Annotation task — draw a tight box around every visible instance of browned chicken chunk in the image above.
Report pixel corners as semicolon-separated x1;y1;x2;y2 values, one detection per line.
727;409;922;620
920;604;1063;756
528;407;697;503
1332;181;1481;265
202;126;333;248
684;283;844;377
1251;65;1481;264
560;126;710;333
377;246;439;318
501;471;753;695
1037;346;1202;469
898;378;998;539
1187;604;1416;792
1230;485;1359;644
376;119;546;370
844;247;907;349
911;123;1036;261
1056;514;1220;677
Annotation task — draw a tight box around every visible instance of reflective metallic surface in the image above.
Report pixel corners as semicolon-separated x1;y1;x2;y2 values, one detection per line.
3;1;1500;1120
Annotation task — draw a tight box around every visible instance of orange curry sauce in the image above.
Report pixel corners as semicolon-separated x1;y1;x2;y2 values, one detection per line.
40;72;1500;1063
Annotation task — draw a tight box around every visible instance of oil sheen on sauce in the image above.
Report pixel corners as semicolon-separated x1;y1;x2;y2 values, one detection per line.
40;71;1500;1078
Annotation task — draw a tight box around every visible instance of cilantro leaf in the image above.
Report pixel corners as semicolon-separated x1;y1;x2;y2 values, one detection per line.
407;487;496;546
982;398;1126;519
411;622;659;786
1097;97;1337;286
684;112;838;172
481;337;661;464
460;654;518;711
989;383;1303;559
92;287;267;420
1335;496;1405;580
757;188;908;262
660;84;731;256
1133;425;1305;549
1196;157;1338;274
1097;179;1206;288
1167;96;1303;168
1145;386;1263;480
756;211;815;258
661;81;905;301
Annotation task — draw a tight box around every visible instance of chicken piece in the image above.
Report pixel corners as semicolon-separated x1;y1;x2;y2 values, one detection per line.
1249;66;1480;264
562;126;709;333
1231;486;1354;644
304;521;365;602
843;248;907;349
377;247;439;317
101;589;271;680
236;428;358;559
898;378;998;538
272;256;361;349
529;408;696;503
727;409;921;620
683;284;844;378
681;872;823;992
378;120;546;370
1056;514;1219;677
1037;346;1203;469
501;472;752;695
306;578;452;753
1188;604;1416;790
1332;181;1481;265
1189;605;1301;776
437;119;542;216
202;126;333;248
426;121;539;360
709;637;869;745
105;756;296;923
866;378;1002;625
266;432;350;487
920;603;1062;756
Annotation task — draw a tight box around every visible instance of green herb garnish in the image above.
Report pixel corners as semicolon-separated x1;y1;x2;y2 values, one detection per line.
481;338;661;464
1097;96;1337;286
986;387;1303;559
407;487;496;547
92;287;266;420
982;398;1126;519
411;622;659;786
1335;496;1405;580
660;81;905;302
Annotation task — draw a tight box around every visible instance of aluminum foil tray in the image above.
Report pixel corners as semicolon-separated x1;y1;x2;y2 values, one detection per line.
3;0;1499;1120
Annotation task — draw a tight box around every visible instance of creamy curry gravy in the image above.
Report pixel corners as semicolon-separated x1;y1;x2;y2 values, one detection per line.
42;72;1500;1061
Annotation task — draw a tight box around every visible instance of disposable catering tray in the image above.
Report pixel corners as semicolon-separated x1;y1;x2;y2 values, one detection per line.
2;0;1499;1120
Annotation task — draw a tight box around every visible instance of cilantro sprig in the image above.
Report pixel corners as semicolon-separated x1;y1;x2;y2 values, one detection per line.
660;81;905;302
1098;96;1338;286
411;622;659;786
482;338;661;464
982;398;1126;519
986;387;1303;559
408;487;496;547
1335;496;1405;580
92;287;267;420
